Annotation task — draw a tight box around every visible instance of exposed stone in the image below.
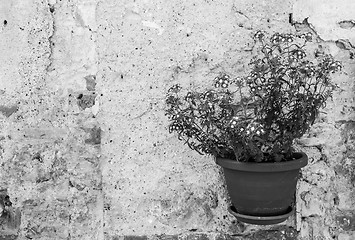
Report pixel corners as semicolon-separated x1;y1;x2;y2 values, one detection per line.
112;237;124;240
0;105;18;117
0;190;21;239
336;212;355;231
154;234;179;240
215;233;245;240
84;126;101;145
85;75;96;91
124;236;148;240
181;233;209;240
77;92;97;110
251;226;298;240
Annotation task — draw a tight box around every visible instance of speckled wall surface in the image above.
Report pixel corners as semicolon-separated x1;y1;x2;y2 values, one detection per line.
0;0;354;239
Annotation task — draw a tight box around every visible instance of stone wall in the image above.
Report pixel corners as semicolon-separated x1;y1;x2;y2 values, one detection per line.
0;0;354;239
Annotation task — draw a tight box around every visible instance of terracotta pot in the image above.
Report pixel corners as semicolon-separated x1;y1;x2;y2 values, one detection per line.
216;152;308;225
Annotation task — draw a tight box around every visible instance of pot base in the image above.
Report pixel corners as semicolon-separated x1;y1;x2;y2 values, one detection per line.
228;206;294;225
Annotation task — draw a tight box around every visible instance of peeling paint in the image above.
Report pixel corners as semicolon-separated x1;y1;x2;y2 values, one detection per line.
338;20;355;29
293;0;355;45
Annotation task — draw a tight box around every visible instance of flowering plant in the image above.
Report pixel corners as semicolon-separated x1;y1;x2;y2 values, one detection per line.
165;31;342;162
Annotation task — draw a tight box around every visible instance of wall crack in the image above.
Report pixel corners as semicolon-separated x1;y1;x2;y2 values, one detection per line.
46;2;56;72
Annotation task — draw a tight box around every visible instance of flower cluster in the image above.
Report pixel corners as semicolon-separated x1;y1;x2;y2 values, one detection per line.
270;33;294;44
290;49;306;60
166;31;342;162
244;122;265;136
214;74;230;88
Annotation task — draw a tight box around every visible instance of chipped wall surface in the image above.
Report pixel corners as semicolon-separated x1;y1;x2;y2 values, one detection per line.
0;0;354;240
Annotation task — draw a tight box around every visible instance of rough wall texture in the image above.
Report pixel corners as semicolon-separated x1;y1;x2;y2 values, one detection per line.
0;0;354;240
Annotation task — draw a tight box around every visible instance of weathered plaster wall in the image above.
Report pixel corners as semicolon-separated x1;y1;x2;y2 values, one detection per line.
0;0;354;240
0;0;102;239
293;1;355;239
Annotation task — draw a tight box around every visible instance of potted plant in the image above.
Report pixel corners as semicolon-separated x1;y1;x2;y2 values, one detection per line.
165;31;342;225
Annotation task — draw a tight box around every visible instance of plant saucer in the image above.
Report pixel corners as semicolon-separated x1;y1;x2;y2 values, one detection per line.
228;206;294;225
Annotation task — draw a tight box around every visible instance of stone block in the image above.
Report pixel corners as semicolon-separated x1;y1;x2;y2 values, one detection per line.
155;235;179;240
215;233;245;240
251;226;298;240
180;233;209;240
124;236;148;240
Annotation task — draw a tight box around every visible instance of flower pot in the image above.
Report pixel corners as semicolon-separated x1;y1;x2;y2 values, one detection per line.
216;152;308;225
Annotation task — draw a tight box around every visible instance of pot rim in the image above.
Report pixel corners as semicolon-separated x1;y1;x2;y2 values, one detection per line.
215;152;308;172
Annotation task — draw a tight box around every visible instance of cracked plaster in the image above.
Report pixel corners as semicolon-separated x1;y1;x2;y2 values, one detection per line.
293;0;355;46
0;0;354;239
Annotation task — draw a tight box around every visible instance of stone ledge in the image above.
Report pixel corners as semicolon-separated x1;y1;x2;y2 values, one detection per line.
0;235;17;240
110;228;298;240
